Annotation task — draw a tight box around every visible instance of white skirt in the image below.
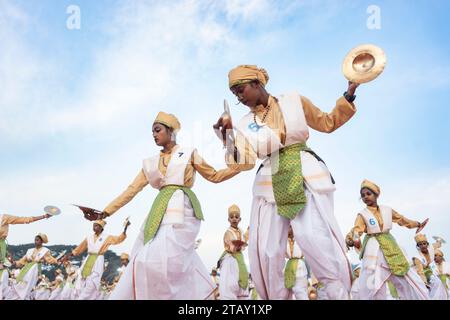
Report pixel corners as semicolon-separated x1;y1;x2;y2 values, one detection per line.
219;254;249;300
359;238;429;300
75;255;104;300
10;264;39;300
248;187;352;300
109;195;215;300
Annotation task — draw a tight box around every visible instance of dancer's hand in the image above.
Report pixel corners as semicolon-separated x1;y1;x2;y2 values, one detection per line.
346;239;354;248
213;115;233;146
347;81;360;96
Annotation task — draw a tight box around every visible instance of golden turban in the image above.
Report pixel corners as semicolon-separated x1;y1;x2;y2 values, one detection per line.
228;204;241;217
415;233;428;243
361;179;380;196
435;248;444;257
120;253;129;260
94;220;107;228
154;112;181;133
228;65;269;88
37;233;48;244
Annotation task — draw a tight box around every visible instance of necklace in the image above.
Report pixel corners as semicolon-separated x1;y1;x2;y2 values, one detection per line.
161;156;169;168
253;104;271;126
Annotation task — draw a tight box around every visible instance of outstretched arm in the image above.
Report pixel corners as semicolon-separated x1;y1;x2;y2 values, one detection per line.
2;213;50;225
43;251;59;265
71;239;88;257
392;210;420;229
192;150;240;183
103;170;149;218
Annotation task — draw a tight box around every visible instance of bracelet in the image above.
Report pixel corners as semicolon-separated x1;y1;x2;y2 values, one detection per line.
343;91;356;103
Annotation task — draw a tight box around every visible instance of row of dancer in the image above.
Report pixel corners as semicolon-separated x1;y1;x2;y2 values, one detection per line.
0;215;131;300
1;65;447;299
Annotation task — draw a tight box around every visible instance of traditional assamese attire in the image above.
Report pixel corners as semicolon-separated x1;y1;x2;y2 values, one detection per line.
218;205;249;300
284;237;308;300
10;234;58;300
60;263;78;300
33;276;51;300
434;249;450;299
346;180;429;300
412;234;448;300
224;65;354;299
106;112;239;300
0;268;10;300
49;271;65;300
72;220;126;300
0;214;41;266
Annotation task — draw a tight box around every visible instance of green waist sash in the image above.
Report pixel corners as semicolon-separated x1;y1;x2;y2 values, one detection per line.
284;258;299;289
271;143;310;220
439;274;449;289
219;251;249;289
0;238;7;264
387;280;399;299
81;253;100;279
359;232;410;276
143;185;203;245
250;287;258;300
423;266;434;283
16;262;42;283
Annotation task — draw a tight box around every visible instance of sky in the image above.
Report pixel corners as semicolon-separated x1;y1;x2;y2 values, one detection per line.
1;0;449;271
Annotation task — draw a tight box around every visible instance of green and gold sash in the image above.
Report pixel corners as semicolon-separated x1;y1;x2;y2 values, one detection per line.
16;262;42;283
284;258;299;289
219;251;249;289
143;185;203;245
271;143;310;220
0;238;7;264
360;232;410;276
81;253;99;279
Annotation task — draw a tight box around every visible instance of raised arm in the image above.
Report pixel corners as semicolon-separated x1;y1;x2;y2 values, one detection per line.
302;95;357;133
103;170;149;218
105;233;127;246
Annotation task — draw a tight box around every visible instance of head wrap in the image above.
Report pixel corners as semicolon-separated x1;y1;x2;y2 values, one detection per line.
228;65;269;88
228;204;241;218
415;233;428;244
153;112;181;133
120;253;129;260
37;233;48;244
361;179;380;196
435;248;444;257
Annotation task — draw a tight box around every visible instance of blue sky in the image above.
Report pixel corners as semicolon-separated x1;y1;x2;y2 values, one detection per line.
1;0;449;270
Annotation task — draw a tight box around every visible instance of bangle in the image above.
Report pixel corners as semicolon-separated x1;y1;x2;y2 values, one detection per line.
343;91;356;103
